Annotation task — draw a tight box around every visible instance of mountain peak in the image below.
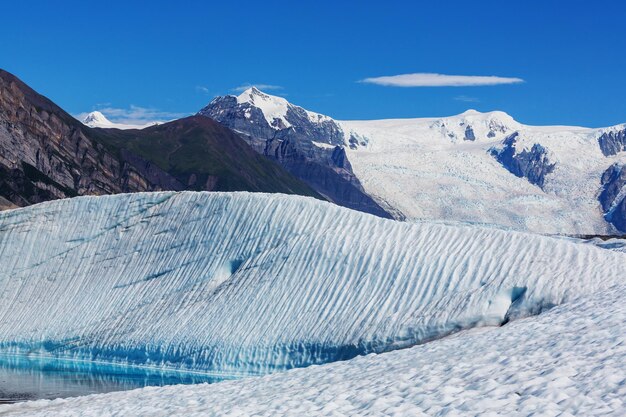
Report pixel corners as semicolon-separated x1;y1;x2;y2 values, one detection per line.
82;111;111;126
236;86;285;104
79;111;162;130
458;109;514;120
233;87;292;128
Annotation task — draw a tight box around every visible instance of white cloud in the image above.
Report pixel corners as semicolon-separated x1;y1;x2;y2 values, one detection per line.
231;83;284;93
360;73;524;87
454;95;481;103
77;105;188;125
195;85;210;94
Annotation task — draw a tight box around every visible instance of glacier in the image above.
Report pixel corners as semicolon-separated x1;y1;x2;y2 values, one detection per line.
201;87;626;233
0;191;625;377
340;114;626;234
4;283;625;416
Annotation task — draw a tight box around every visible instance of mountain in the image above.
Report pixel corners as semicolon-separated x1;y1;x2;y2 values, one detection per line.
0;191;623;376
0;70;320;208
198;87;393;218
91;116;324;194
200;89;626;234
81;111;160;130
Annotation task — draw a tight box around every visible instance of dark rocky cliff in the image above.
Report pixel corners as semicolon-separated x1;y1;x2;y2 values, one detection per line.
0;69;171;207
598;128;626;156
599;163;626;232
490;132;556;189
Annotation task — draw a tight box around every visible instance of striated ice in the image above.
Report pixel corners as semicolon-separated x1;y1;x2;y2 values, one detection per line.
0;191;625;377
4;283;625;416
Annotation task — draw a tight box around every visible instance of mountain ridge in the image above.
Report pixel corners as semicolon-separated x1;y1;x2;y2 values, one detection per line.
0;70;321;209
200;87;626;233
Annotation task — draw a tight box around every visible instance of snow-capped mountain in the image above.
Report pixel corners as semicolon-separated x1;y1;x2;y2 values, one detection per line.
199;88;392;218
199;89;626;234
1;191;624;377
80;111;160;129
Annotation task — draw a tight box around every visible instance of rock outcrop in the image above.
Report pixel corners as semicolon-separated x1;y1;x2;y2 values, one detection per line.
599;163;626;232
598;128;626;156
491;132;556;189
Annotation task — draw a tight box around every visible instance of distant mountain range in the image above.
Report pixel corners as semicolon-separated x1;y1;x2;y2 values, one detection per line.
199;88;626;234
0;70;320;208
2;70;624;234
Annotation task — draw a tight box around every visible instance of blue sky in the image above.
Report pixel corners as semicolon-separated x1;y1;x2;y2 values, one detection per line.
1;0;625;127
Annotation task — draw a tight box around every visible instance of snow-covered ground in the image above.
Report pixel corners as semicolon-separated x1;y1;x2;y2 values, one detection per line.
0;192;625;378
3;282;624;416
340;112;626;234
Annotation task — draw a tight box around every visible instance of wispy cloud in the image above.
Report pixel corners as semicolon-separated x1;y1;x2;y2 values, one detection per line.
231;83;284;93
195;85;210;94
360;73;524;87
77;105;188;125
454;95;481;103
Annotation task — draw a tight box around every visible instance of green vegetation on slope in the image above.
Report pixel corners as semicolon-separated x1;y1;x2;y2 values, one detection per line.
90;116;322;197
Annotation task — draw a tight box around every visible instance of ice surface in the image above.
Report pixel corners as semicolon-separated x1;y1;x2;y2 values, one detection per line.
4;283;625;416
208;88;626;233
340;114;626;234
0;192;625;377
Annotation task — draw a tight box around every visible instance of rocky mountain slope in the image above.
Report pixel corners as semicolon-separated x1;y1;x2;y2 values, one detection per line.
0;70;319;208
200;89;626;234
91;115;322;194
199;87;392;218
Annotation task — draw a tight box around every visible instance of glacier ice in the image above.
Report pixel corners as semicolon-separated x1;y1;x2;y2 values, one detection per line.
6;284;624;416
340;115;626;234
0;191;625;377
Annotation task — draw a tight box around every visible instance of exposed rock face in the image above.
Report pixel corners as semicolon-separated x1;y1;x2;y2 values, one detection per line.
0;196;16;210
0;70;321;209
117;149;185;191
0;70;172;208
598;128;626;156
491;132;556;189
599;163;626;232
199;88;392;218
